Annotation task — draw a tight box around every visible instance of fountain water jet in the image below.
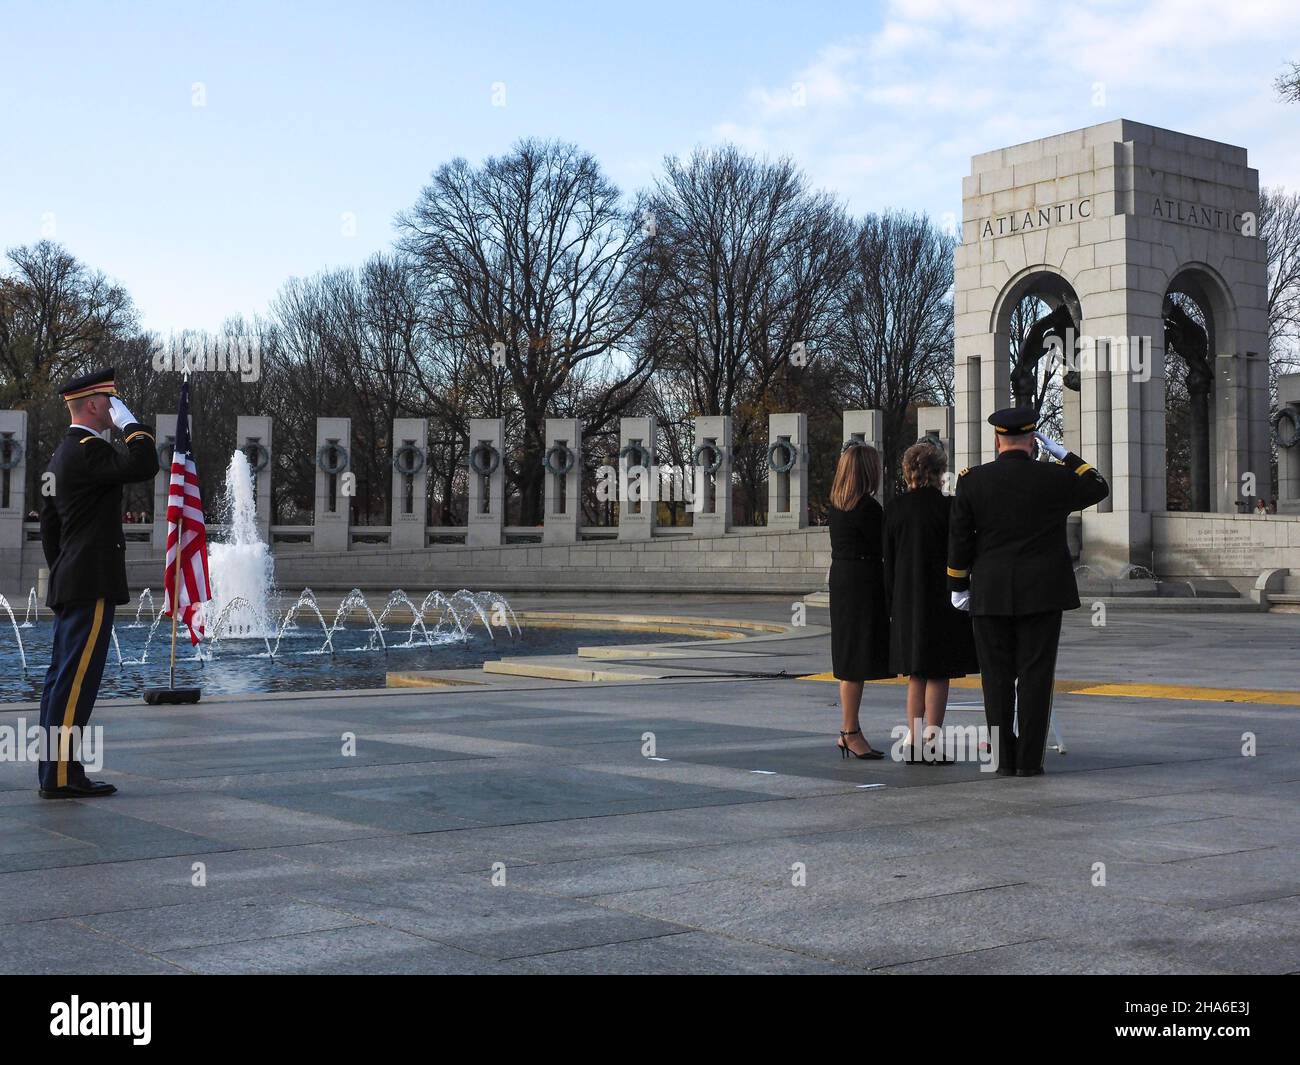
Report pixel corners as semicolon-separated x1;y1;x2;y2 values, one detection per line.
22;588;39;627
268;589;335;657
203;450;276;638
130;589;157;628
0;594;28;673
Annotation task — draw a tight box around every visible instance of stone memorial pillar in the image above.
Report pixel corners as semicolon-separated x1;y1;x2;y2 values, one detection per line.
0;411;27;550
767;412;808;529
692;415;732;536
235;415;273;545
390;417;428;550
843;409;885;503
916;406;953;455
467;418;505;546
617;415;656;541
953;120;1270;568
314;417;351;552
1277;373;1300;515
916;406;955;492
543;417;582;545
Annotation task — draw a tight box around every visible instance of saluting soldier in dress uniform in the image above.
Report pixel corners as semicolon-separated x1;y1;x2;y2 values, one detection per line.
946;406;1109;777
37;368;158;798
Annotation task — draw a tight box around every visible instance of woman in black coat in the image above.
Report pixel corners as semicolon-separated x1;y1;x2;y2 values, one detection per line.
883;442;978;764
827;442;892;759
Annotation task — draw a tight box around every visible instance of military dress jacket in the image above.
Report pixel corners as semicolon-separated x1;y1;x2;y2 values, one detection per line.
40;423;159;609
946;449;1109;617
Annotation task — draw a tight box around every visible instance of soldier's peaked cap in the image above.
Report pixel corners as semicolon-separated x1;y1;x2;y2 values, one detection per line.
987;405;1038;435
59;367;117;402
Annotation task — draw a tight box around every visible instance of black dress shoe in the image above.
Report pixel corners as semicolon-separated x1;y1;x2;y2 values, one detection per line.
1016;767;1044;777
39;780;117;799
995;767;1017;777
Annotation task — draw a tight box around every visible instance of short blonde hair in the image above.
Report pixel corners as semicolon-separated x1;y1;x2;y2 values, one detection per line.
902;441;946;490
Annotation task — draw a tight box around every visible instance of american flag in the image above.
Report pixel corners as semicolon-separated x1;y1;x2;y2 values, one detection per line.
163;381;211;644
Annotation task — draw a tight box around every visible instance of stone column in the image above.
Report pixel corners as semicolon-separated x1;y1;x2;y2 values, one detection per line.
467;418;505;547
767;412;808;529
543;417;582;545
313;417;351;552
617;416;656;541
953;337;1009;475
916;405;953;455
235;415;272;545
843;409;885;503
0;411;27;550
1077;297;1154;571
916;406;955;490
691;415;732;536
1215;349;1270;513
389;417;428;550
1078;337;1114;516
1278;373;1300;515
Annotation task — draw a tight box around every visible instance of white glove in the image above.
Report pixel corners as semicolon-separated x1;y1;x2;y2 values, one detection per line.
1034;430;1068;461
950;590;971;611
109;396;138;431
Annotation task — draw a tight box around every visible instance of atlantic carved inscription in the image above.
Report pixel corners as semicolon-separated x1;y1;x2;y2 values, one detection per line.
977;198;1092;240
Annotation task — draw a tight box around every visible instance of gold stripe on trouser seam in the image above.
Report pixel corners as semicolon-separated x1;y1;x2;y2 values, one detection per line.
57;598;105;788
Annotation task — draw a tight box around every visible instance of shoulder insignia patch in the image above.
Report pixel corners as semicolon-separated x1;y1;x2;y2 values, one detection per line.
959;467;970;477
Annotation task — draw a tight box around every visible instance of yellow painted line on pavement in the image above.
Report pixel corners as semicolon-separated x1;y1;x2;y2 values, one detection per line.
1067;683;1300;706
798;673;1300;707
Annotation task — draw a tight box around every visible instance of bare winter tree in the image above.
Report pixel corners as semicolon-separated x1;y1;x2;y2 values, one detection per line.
396;139;666;523
835;211;956;493
1275;61;1300;103
1261;187;1300;377
647;146;853;519
0;241;140;503
648;147;853;416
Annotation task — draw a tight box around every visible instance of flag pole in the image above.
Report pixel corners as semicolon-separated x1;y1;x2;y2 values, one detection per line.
168;494;183;690
146;369;201;705
167;371;186;691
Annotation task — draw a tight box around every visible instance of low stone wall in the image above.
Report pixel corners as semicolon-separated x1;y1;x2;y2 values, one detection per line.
1152;512;1300;579
124;526;834;596
6;510;1289;603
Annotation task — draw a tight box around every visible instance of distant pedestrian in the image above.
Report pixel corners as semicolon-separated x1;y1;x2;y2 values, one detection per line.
884;441;978;764
827;442;891;760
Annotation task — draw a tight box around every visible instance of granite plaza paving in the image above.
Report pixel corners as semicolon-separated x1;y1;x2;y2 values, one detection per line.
1;595;1297;975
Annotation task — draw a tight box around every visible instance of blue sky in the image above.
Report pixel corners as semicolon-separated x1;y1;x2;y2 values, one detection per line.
3;0;1298;333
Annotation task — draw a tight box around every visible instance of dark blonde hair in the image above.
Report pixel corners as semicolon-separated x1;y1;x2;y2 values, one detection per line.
902;441;947;490
830;443;881;510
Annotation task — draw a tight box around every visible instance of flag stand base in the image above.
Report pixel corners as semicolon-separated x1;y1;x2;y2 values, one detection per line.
143;688;201;705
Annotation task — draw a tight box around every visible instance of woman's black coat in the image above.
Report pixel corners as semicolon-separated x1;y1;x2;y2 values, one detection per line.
827;494;892;682
883;485;978;679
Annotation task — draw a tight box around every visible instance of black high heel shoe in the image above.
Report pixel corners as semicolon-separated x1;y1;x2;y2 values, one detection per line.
838;728;885;760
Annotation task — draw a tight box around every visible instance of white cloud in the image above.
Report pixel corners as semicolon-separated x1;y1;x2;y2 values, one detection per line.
709;0;1300;213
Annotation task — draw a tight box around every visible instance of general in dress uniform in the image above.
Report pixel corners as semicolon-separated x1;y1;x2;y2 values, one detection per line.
37;368;158;798
946;406;1109;776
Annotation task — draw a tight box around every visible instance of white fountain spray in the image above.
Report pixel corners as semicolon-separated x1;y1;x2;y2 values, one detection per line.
0;594;28;673
203;449;277;638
